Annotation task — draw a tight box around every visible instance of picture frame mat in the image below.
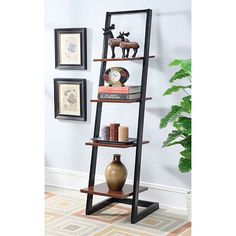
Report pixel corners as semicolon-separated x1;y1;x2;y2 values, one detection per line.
59;33;82;65
58;83;81;116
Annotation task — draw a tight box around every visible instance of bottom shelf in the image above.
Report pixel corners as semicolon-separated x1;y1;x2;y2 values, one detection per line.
80;183;148;199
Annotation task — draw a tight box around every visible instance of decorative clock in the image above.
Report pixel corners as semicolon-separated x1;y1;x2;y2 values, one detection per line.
103;67;130;86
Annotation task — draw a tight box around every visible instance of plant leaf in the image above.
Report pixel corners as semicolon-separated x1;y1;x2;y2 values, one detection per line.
163;85;191;96
169;59;183;66
162;130;182;147
180;149;191;159
169;59;191;74
181;62;191;74
162;140;182;147
162;134;191;148
180;135;191;150
166;135;191;149
169;69;190;83
173;117;191;135
178;157;191;173
181;96;191;113
159;106;183;128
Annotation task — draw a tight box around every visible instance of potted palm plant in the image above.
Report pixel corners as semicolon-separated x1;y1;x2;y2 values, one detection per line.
159;59;191;220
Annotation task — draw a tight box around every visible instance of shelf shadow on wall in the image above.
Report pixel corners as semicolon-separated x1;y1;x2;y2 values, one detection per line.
146;107;169;119
85;79;93;124
152;9;191;71
86;28;93;72
45;87;53;101
156;9;191;17
164;165;191;188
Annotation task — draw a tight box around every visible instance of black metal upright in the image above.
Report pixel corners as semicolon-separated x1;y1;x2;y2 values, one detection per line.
84;9;159;223
86;12;111;214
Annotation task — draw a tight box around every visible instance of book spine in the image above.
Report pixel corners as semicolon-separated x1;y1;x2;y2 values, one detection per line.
98;86;141;94
98;93;139;100
98;87;129;94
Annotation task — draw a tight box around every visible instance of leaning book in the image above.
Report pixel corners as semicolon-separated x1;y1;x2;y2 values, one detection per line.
98;93;141;100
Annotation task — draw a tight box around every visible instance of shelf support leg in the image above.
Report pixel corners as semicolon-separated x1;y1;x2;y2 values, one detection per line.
131;9;159;224
86;197;115;215
86;146;99;214
85;12;111;215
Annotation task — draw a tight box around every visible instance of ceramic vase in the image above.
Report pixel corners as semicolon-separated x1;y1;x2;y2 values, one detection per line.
105;154;127;191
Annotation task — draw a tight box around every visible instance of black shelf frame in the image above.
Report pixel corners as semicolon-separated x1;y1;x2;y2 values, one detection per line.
82;9;159;224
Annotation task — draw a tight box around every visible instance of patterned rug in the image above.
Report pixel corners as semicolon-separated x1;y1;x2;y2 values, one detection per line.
45;192;191;236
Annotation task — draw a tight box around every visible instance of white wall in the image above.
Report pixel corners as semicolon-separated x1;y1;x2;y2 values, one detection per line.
45;0;191;190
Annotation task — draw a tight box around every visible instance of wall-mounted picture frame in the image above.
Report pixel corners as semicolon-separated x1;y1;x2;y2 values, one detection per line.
54;79;87;121
54;28;87;70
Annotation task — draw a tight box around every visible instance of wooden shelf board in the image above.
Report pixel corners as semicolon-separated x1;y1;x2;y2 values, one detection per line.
93;56;155;62
80;183;148;199
85;140;149;148
90;97;152;103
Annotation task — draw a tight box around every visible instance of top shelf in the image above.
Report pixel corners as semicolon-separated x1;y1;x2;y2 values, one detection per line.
93;56;156;62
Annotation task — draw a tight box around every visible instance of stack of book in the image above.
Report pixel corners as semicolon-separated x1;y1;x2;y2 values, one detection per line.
98;86;141;100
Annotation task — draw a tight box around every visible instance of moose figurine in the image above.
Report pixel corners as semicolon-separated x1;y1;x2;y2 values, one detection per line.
102;24;140;58
117;31;140;58
102;24;120;58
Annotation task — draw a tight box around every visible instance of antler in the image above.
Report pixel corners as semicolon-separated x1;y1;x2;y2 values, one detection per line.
119;31;130;37
105;24;115;31
124;32;130;37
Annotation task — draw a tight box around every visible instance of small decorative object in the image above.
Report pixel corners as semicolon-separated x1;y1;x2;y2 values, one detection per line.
118;126;129;142
54;28;87;70
103;67;130;87
105;154;127;191
103;24;139;58
54;78;87;121
117;31;140;58
101;125;110;140
110;123;120;141
102;24;122;58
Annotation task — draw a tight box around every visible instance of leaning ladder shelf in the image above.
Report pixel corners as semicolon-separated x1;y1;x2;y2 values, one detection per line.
80;9;159;224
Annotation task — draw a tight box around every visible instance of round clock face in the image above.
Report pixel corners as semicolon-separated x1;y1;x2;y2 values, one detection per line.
103;67;130;86
109;69;121;83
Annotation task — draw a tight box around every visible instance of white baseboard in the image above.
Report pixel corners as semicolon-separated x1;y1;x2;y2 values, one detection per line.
45;167;189;211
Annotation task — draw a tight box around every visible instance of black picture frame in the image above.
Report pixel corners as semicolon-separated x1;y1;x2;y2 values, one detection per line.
54;79;87;121
54;28;87;70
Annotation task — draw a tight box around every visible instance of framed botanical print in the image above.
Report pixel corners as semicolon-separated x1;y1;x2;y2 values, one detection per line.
54;28;87;70
54;79;87;121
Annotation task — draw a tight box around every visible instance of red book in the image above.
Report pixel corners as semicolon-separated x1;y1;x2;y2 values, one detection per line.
98;86;141;94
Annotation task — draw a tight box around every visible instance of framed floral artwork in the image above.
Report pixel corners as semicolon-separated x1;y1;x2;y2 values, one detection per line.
54;28;87;70
54;79;87;121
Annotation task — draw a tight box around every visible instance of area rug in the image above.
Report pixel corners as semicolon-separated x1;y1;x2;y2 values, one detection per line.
45;192;191;236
